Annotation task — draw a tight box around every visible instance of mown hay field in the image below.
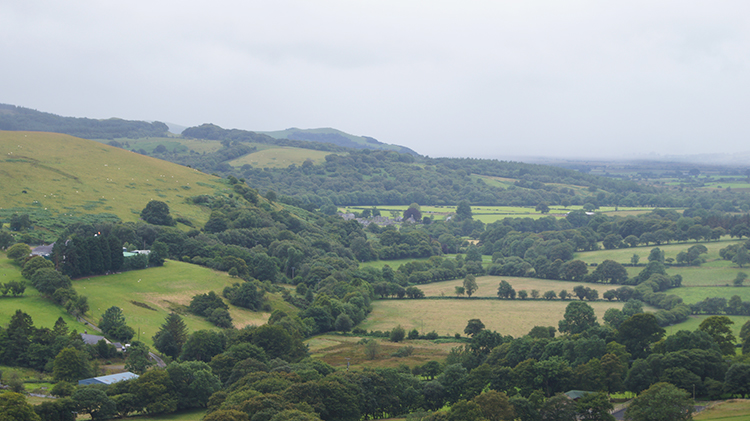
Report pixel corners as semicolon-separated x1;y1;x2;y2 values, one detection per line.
417;275;618;298
0;131;229;227
359;299;632;338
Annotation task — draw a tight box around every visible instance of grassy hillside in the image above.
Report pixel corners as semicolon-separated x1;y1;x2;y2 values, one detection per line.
258;127;415;155
0;130;230;231
229;146;335;168
0;253;295;347
74;259;297;346
0;255;89;332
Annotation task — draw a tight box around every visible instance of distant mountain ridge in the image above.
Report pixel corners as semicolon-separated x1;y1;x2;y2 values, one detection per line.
0;103;419;155
0;103;169;139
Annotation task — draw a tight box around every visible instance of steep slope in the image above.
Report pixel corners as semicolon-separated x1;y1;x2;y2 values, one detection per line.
0;130;228;229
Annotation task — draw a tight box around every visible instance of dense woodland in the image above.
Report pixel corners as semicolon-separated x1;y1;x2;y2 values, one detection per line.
3;173;750;419
0;104;169;139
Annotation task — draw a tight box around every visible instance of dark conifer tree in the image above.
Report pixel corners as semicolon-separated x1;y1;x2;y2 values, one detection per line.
108;235;123;271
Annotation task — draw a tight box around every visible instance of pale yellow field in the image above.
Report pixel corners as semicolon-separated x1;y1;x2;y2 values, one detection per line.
418;276;618;298
359;299;630;338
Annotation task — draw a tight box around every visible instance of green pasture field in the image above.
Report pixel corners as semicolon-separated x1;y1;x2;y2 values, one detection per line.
74;259;293;346
694;399;750;421
358;254;492;271
575;239;744;266
229;146;336;168
575;239;747;288
94;137;225;155
0;131;231;228
0;255;89;332
306;334;458;371
665;265;748;288
359;257;433;270
417;275;618;298
359;299;631;338
341;204;668;223
668;315;750;340
670;285;750;303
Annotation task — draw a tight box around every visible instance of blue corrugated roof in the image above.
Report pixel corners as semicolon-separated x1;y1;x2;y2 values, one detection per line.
78;372;139;386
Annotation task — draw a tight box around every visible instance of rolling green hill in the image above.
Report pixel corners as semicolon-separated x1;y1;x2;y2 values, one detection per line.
0;254;296;347
259;127;418;155
0;130;230;234
228;146;338;168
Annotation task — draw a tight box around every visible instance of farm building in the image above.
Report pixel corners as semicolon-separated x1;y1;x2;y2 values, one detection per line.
80;332;107;346
78;372;138;386
30;243;54;258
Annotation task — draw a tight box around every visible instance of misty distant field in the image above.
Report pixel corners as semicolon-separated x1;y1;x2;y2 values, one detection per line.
229;146;335;168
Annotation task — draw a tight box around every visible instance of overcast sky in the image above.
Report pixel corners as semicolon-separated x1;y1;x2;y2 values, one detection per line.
3;1;750;159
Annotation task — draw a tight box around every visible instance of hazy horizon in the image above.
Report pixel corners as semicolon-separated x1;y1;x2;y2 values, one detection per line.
4;1;750;160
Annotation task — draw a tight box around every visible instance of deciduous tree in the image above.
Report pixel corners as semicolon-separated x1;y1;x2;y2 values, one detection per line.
624;382;693;421
558;301;599;335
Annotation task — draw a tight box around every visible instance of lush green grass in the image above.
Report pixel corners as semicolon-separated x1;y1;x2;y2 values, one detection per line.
575;239;744;266
694;399;750;420
668;315;750;340
342;204;674;223
0;131;231;228
229;146;336;168
0;255;90;332
670;286;750;303
575;239;747;289
75;259;296;347
359;254;492;271
1;252;293;347
94;137;225;155
360;299;632;338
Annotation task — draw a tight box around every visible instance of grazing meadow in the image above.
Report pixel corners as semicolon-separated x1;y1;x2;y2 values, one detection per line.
73;259;297;346
0;254;296;347
342;204;673;223
229;146;336;168
694;399;750;421
0;131;229;229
